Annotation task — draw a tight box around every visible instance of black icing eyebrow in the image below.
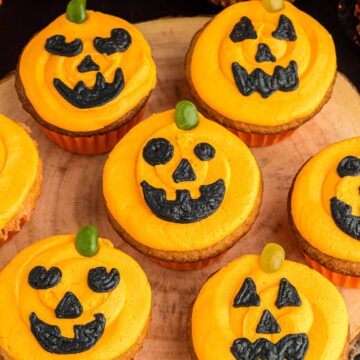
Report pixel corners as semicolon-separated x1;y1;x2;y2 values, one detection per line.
93;28;132;55
230;16;257;42
28;266;62;289
88;267;120;293
45;35;83;56
336;156;360;177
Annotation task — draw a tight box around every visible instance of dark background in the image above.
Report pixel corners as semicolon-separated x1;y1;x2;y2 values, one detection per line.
0;0;359;90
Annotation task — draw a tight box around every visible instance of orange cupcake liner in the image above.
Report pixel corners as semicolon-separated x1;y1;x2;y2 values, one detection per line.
152;251;226;271
0;217;27;246
227;127;296;147
39;104;147;155
303;252;360;289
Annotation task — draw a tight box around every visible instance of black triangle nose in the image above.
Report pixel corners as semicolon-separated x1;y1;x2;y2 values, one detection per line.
255;43;276;63
172;159;196;183
77;55;100;73
256;310;281;334
55;291;83;319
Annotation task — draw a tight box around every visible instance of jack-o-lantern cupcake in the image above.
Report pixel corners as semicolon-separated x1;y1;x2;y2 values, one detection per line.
0;114;42;244
0;225;151;359
289;137;360;288
190;244;349;359
103;101;262;270
185;0;336;147
16;0;156;155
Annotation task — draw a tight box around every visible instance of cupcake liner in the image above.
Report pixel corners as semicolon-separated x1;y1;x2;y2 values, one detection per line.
303;253;360;289
0;216;27;246
39;104;147;155
227;127;296;147
152;252;226;271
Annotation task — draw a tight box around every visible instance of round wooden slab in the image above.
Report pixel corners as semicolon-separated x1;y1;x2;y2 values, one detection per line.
0;17;360;359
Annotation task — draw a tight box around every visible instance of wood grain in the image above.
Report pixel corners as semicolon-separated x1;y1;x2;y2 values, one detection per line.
0;17;359;359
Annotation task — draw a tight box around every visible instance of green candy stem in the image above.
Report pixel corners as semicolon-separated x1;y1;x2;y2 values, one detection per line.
66;0;87;24
260;243;285;273
175;100;199;130
262;0;284;12
75;224;99;257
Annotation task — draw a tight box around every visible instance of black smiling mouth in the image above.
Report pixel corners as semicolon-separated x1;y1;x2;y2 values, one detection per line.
140;179;226;223
231;333;309;360
30;312;106;354
232;60;299;99
330;197;360;240
53;68;124;109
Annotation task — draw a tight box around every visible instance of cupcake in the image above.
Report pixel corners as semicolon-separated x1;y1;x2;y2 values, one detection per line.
16;0;156;155
0;225;151;359
185;0;336;147
0;114;42;244
190;244;349;359
289;137;360;288
103;101;262;270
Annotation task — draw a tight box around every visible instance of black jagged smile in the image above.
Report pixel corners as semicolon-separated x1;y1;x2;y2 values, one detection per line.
53;68;124;109
231;333;309;360
30;312;106;354
140;179;226;224
232;61;299;99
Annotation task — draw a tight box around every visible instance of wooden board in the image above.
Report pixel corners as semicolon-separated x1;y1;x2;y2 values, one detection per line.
0;17;360;359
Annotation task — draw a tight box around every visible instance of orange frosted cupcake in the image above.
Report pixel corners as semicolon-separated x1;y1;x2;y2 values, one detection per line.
190;244;349;359
16;0;156;155
0;114;42;244
185;0;336;146
103;101;262;270
289;137;360;288
0;225;151;359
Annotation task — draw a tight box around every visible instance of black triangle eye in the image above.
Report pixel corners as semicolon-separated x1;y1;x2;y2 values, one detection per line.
143;138;174;166
88;267;120;293
233;278;260;307
272;15;297;41
28;266;62;289
337;156;360;177
275;278;301;309
230;17;257;42
94;28;132;55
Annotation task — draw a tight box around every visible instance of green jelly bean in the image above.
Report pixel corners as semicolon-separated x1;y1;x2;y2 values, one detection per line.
175;100;199;130
260;243;285;273
75;224;99;257
67;0;87;24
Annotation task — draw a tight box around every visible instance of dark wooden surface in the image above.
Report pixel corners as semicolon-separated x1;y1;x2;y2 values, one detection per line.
0;0;359;90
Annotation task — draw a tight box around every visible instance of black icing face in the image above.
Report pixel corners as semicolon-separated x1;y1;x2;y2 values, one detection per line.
230;15;299;98
231;277;309;360
28;266;120;354
45;28;131;108
140;138;226;223
330;156;360;240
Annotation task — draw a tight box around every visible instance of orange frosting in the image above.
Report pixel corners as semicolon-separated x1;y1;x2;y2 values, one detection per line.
19;11;156;132
192;255;348;359
291;137;360;262
0;114;40;230
190;1;336;126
